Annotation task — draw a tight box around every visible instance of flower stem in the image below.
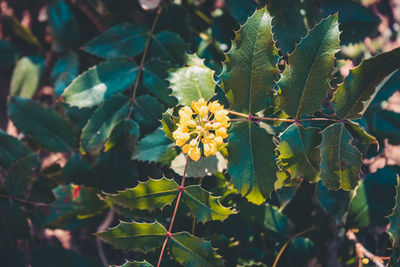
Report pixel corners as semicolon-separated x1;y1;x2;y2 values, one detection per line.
157;156;190;267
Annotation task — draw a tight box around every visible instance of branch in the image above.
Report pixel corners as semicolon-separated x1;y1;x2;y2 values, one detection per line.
0;193;53;207
96;209;115;266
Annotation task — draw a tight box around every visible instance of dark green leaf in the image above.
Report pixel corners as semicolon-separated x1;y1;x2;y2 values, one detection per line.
50;52;79;96
369;70;400;108
169;54;215;106
372;110;400;145
389;176;400;255
132;95;164;132
107;178;178;211
345;123;378;146
1;200;30;240
81;94;130;152
150;31;186;65
320;123;362;190
225;0;256;24
132;128;177;165
331;47;400;119
10;55;45;98
6;154;40;196
279;14;339;118
8;96;77;152
105;119;140;152
277;124;321;182
115;260;153;267
62;59;138;108
0;130;33;170
0;39;18;69
3;16;39;46
96;221;167;252
31;246;101;267
169;232;224;267
228;121;278;204
285;237;316;266
161;109;178;140
158;3;190;41
63;153;97;187
220;7;279;114
29;176;56;204
83;23;148;59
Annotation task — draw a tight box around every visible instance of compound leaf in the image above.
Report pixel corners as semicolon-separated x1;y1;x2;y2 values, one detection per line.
150;31;186;65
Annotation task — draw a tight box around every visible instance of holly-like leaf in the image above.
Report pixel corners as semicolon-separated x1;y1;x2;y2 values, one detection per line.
331;47;400;120
169;54;215;106
132;95;164;133
277;124;321;182
8;96;77;152
319;123;362;191
105;119;140;152
62;59;138;108
183;185;235;223
150;31;186;65
345;123;378;146
227;121;278;204
107;178;179;211
6;154;40;196
132;128;177;165
279;14;340;118
1;200;30;240
220;7;279;114
115;261;153;267
96;221;167;252
169;232;224;267
225;0;256;24
83;23;148;59
80;94;130;152
0;130;33;170
10;55;45;99
389;176;400;255
347;167;398;229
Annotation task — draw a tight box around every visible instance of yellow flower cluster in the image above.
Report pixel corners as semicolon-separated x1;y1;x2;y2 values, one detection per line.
173;99;230;161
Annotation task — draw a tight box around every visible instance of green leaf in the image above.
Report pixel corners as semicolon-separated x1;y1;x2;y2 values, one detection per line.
161;109;179;140
96;221;167;252
225;0;256;24
0;130;33;170
171;152;227;178
158;3;190;41
62;59;138;108
107;178;179;211
83;23;148;59
220;7;279;114
227;121;278;204
10;55;45;98
1;200;30;240
183;185;235;223
47;0;80;52
63;153;97;187
277;124;321;182
169;232;224;267
150;31;186;65
345;123;378;146
50;52;79;96
279;14;340;118
115;261;153;267
0;39;18;69
6;154;40;196
347;168;398;229
81;94;130;152
169;54;215;106
8;96;77;152
132;128;177;165
3;16;39;46
105;119;140;152
319;123;362;191
285;237;316;266
132;95;164;132
372;110;400;145
331;47;400;119
389;176;400;254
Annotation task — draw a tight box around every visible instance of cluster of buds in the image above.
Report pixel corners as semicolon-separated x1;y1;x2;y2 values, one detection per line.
172;99;230;161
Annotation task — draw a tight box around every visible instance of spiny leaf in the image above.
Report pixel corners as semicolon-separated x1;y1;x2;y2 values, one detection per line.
96;221;167;252
83;23;148;59
131;128;177;165
107;178;179;211
183;185;235;223
279;14;340;118
8;96;77;152
277;123;321;182
115;261;153;267
389;176;400;252
345;123;378;146
169;54;215;106
150;31;186;65
132;95;164;133
80;94;130;152
169;232;224;267
227;121;278;204
220;7;279;114
0;130;33;170
319;123;362;190
62;59;138;108
331;47;400;119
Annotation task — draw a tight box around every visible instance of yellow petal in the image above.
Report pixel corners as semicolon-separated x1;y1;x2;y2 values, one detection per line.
216;128;228;138
188;147;201;161
182;144;190;153
199;106;208;118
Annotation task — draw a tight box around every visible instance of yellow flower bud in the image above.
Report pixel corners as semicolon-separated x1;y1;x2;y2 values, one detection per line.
188;147;201;161
189;138;198;147
203;142;212;157
187;120;196;128
199;106;208;118
179;106;193;117
214;109;228;118
182;144;190;153
214;136;223;145
216;128;228;138
208;101;222;113
191;98;207;113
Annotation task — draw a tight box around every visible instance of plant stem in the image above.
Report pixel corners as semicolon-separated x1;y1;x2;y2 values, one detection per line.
127;5;163;119
157;156;190;267
0;193;52;207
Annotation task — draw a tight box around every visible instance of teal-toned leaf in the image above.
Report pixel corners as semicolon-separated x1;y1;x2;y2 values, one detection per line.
29;175;56;204
171;152;227;178
81;94;130;152
285;237;316;266
220;7;279;114
107;178;179;211
62;59;138;108
132;128;177;165
183;185;235;223
8;96;77;152
331;47;400;119
345;123;378;146
96;221;167;252
105;119;140;152
50;52;79;96
132;95;164;132
0;130;33;170
225;0;256;24
319;123;362;191
143;59;177;106
347;168;398;229
277;124;321;182
372;110;400;145
63;153;97;187
227;121;278;204
47;0;80;52
115;260;153;267
158;3;190;41
83;23;148;59
1;200;30;240
369;69;400;109
150;31;186;65
6;154;40;196
10;55;45;98
389;176;400;257
169;54;215;106
0;39;18;69
169;232;224;267
31;246;101;267
279;14;340;118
